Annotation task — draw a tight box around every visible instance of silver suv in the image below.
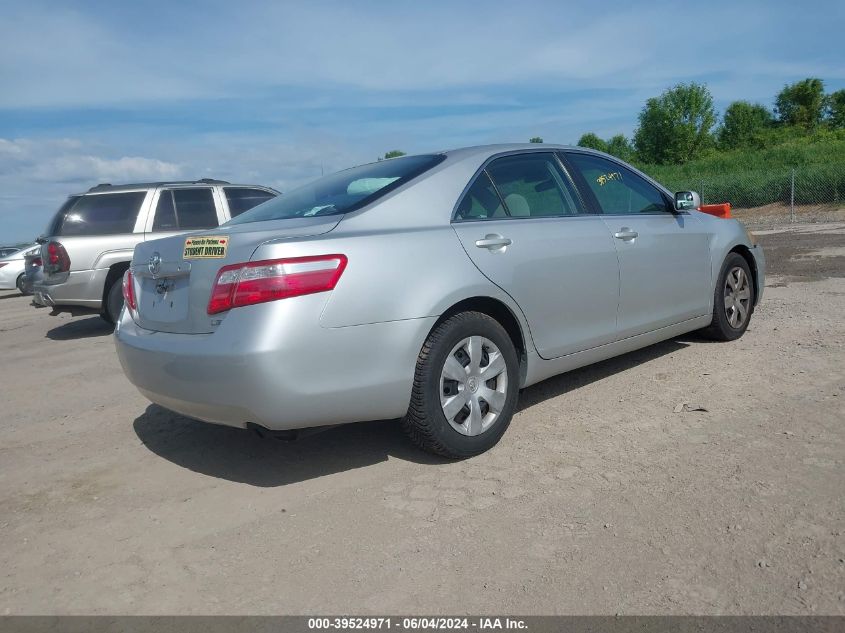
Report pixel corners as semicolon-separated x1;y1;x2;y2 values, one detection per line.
34;179;278;322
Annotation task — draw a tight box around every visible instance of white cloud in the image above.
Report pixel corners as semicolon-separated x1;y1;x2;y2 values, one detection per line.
4;1;841;108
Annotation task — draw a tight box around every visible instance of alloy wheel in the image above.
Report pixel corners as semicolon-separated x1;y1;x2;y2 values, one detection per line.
439;335;509;436
724;266;751;328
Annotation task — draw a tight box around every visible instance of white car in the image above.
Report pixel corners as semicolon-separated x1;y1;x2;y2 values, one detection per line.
0;245;39;293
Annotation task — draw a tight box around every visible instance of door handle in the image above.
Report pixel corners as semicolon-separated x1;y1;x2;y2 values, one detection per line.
475;234;512;250
613;228;638;241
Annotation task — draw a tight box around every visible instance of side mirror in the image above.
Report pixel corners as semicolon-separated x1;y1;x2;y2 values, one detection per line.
674;191;701;211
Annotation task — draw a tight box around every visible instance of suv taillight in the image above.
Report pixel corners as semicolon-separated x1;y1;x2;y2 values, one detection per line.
122;269;137;312
207;255;347;315
46;241;71;273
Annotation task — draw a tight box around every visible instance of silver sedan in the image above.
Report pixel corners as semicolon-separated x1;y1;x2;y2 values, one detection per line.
0;245;38;294
115;144;765;457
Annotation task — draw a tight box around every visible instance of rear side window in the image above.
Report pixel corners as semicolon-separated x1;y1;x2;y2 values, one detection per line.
484;153;583;218
566;153;671;215
225;188;276;217
455;171;505;220
51;192;145;236
152;188;219;231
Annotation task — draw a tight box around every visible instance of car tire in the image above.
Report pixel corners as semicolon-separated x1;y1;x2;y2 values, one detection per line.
402;311;520;458
16;273;29;295
101;278;124;325
701;252;755;341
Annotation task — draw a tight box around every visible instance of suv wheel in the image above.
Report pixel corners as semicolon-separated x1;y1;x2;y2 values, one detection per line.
402;312;519;458
101;278;124;325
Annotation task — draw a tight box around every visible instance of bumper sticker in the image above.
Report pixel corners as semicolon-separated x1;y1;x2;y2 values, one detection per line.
183;235;229;259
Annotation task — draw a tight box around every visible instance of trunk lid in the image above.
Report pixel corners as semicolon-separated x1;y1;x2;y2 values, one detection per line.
131;217;340;333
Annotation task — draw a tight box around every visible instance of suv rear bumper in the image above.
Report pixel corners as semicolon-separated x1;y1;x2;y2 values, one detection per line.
34;268;110;309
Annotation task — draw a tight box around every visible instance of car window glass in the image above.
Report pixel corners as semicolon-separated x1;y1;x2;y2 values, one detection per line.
485;153;582;218
55;192;145;236
152;190;178;231
455;171;505;220
566;153;670;215
224;188;276;217
172;188;219;229
45;196;81;236
227;154;444;225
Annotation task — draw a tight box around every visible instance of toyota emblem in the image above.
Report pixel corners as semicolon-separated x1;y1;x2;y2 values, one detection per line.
148;252;162;277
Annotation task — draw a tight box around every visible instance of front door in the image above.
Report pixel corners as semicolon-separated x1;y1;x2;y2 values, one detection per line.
451;152;621;359
564;151;711;338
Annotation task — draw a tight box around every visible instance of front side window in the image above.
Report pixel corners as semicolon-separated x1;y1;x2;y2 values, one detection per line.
225;188;276;217
51;192;145;236
227;154;445;225
484;153;583;218
566;153;671;215
152;188;219;231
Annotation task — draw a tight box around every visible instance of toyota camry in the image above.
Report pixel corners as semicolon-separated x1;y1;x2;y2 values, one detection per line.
115;144;765;457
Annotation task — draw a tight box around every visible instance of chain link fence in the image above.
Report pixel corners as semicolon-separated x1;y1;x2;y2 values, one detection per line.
657;163;845;226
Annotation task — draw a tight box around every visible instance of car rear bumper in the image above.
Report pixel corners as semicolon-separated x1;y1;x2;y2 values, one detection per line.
114;293;436;431
34;268;109;309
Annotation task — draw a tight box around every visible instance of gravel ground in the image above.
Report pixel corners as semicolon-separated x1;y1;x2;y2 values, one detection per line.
0;223;843;615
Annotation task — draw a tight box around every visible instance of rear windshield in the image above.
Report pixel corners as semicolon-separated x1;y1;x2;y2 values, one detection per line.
226;154;444;225
47;192;146;236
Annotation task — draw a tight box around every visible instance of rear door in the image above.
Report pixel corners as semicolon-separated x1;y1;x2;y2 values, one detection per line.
564;151;711;338
451;152;621;359
145;186;223;236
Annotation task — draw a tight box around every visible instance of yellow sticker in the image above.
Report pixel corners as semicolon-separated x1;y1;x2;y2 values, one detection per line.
183;235;229;259
597;171;622;186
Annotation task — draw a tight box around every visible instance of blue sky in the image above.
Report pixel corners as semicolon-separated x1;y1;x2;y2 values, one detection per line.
1;0;843;242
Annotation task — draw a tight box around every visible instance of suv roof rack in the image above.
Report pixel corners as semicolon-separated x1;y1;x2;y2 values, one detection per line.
84;179;232;193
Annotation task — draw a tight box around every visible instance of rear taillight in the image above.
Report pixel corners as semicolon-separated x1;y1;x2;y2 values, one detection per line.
207;255;347;315
122;269;137;312
46;241;71;273
32;257;43;267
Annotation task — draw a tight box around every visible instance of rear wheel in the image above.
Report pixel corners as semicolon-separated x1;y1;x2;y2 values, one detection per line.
101;278;124;325
16;273;28;295
402;311;519;458
701;253;754;341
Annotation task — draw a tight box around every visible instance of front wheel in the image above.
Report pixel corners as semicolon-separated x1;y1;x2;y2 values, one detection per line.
402;311;520;458
701;253;755;341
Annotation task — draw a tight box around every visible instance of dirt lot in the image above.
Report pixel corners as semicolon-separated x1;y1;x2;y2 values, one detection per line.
0;223;843;615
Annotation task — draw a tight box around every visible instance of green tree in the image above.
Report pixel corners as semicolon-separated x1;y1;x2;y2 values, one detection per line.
577;133;608;153
718;101;773;149
826;89;845;129
605;134;635;162
529;136;543;143
775;78;825;129
382;150;406;159
633;82;716;164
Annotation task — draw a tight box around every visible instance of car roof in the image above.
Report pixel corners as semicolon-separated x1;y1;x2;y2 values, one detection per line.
72;180;279;196
437;143;581;161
